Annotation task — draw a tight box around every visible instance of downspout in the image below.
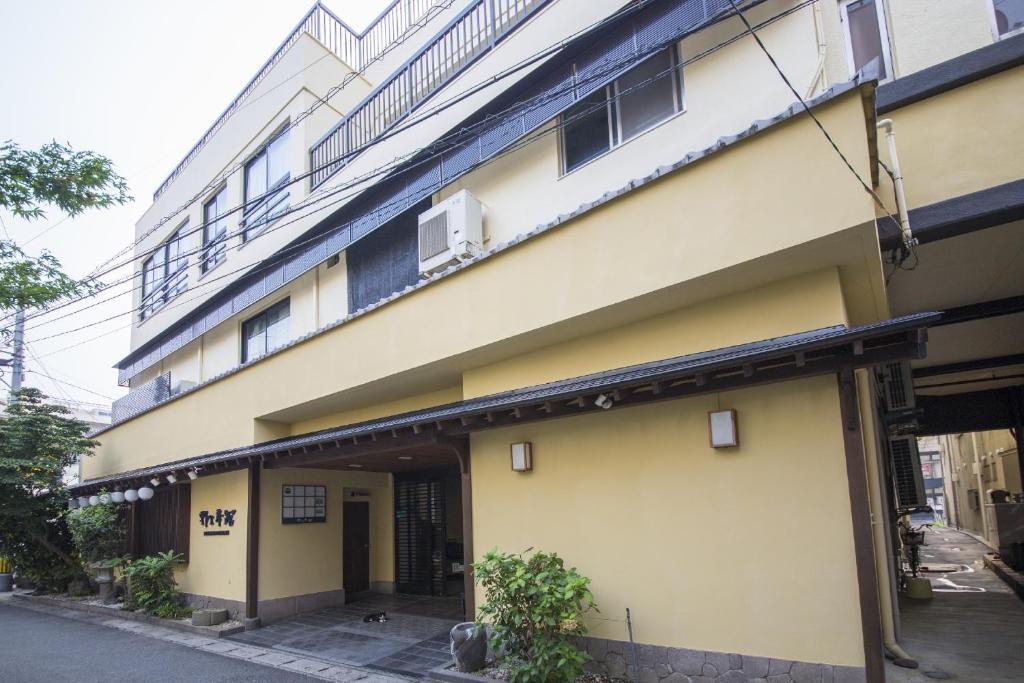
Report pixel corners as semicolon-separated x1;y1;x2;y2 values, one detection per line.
876;119;913;247
857;371;917;666
804;0;827;98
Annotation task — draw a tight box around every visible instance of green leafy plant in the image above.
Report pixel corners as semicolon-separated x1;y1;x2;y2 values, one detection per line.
122;551;191;619
66;498;127;565
474;548;597;683
0;555;11;573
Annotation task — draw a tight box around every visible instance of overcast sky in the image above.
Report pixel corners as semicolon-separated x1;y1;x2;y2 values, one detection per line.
0;1;393;409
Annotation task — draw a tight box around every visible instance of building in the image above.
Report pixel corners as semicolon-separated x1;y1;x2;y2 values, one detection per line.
72;1;1024;681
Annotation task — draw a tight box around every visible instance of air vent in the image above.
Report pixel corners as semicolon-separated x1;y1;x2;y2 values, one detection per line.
888;435;926;509
417;190;483;276
419;212;449;260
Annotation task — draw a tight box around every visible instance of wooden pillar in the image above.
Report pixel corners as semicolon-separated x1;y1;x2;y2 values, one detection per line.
837;368;885;683
445;436;475;622
245;462;261;626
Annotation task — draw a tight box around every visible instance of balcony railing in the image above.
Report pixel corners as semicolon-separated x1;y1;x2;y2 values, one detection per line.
309;0;547;189
111;372;172;423
154;0;447;200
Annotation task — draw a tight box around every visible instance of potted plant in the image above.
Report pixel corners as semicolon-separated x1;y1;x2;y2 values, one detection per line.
0;555;12;593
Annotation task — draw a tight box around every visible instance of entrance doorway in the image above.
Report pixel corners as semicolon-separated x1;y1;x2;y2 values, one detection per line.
343;501;370;595
394;466;464;598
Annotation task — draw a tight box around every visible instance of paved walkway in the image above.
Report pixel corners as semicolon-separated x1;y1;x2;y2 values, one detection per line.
0;592;407;682
228;593;462;678
886;527;1024;682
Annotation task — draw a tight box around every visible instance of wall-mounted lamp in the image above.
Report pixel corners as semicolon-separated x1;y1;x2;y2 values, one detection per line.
594;394;614;410
110;491;125;504
138;487;154;501
78;496;89;508
510;442;533;472
708;409;739;448
166;473;178;484
150;477;161;487
124;489;139;503
187;469;199;480
88;495;100;506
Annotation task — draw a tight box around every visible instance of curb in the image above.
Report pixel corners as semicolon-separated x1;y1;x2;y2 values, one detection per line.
11;593;244;638
428;665;490;682
983;554;1024;601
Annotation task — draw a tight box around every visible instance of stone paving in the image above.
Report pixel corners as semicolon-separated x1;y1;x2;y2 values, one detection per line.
886;526;1024;683
228;593;462;678
3;591;408;682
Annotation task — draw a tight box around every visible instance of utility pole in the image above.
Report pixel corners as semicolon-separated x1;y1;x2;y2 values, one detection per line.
8;308;25;404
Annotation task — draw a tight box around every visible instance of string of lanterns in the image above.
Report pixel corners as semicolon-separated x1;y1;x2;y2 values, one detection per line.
67;468;201;509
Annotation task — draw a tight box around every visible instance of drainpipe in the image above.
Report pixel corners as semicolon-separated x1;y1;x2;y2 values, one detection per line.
876;119;913;247
971;432;991;542
804;0;827;98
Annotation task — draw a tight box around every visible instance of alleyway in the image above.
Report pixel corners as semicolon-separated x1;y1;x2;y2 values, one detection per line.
887;527;1024;682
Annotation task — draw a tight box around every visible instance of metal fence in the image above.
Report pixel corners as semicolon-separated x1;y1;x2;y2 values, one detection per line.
112;372;172;423
154;0;447;200
309;0;547;189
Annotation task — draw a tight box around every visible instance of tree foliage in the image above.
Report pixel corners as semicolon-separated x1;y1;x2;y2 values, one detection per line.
0;139;130;332
67;501;126;565
0;388;98;590
474;548;597;683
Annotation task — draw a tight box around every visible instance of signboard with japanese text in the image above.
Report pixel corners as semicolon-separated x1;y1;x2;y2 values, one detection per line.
282;484;326;524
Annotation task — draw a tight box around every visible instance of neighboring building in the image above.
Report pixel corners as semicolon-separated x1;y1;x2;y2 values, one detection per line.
53;400;113;486
916;436;945;523
71;2;1024;681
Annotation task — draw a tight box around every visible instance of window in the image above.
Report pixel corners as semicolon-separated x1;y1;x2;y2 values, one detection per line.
991;0;1024;38
560;48;684;174
241;298;290;362
243;129;290;240
140;224;188;319
839;0;894;81
202;187;228;272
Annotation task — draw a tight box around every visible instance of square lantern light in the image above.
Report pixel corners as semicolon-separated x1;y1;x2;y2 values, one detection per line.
510;442;533;472
708;409;739;448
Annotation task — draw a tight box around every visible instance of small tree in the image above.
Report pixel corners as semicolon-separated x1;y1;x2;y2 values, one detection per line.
67;500;126;565
474;548;597;683
0;388;97;590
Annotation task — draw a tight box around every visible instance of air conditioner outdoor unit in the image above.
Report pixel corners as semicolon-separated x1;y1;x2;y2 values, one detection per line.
887;435;926;510
171;379;197;396
417;190;483;276
876;361;915;414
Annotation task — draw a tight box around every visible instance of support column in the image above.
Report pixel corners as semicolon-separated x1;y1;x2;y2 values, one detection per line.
245;462;261;629
837;368;885;683
445;435;475;622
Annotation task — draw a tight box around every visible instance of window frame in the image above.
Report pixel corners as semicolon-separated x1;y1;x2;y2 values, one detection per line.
559;47;685;176
240;297;291;363
988;0;1024;40
140;222;189;320
242;128;291;242
201;186;229;274
838;0;895;83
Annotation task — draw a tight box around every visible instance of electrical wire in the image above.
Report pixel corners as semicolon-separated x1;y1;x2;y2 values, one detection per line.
25;0;813;351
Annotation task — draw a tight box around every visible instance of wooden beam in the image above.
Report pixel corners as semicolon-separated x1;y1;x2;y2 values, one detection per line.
836;368;885;683
245;461;261;625
263;430;446;469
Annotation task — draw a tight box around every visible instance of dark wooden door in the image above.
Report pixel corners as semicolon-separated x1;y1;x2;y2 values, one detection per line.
343;502;370;595
394;473;447;596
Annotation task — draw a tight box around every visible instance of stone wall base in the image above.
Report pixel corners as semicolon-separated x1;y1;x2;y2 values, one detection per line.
183;593;245;621
578;636;867;683
258;588;346;623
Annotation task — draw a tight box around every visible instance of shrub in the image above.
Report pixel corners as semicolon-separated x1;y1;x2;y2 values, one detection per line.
474;548;597;683
66;500;126;565
122;551;191;619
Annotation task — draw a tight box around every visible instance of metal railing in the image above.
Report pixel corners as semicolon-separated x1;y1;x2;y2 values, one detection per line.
154;0;447;200
309;0;547;189
111;372;172;423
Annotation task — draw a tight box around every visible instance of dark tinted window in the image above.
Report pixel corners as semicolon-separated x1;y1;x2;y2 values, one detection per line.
561;90;613;172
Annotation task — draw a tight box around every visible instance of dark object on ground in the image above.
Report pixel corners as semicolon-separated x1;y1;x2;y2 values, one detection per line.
363;611;389;623
451;622;487;673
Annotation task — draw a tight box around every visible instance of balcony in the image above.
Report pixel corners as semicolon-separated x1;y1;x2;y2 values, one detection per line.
154;0;449;200
309;0;549;188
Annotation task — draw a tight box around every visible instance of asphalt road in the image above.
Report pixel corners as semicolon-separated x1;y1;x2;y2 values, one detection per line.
0;601;316;683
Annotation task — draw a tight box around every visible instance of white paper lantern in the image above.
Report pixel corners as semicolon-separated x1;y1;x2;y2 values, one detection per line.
78;496;89;508
124;489;139;503
88;495;100;506
99;493;111;505
111;491;125;504
138;487;154;501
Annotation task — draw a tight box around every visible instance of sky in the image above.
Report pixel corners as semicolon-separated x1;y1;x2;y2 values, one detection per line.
0;0;394;409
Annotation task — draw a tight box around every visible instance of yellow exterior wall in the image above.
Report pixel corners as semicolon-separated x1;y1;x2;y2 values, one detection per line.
470;374;863;666
175;469;249;602
876;66;1024;211
291;386;464;435
463;268;849;397
886;0;994;77
259;467;393;601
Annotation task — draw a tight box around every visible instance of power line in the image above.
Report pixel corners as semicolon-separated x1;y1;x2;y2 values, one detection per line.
25;343;116;401
25;1;813;352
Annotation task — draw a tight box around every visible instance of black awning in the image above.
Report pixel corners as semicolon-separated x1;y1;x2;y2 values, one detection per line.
73;311;939;493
